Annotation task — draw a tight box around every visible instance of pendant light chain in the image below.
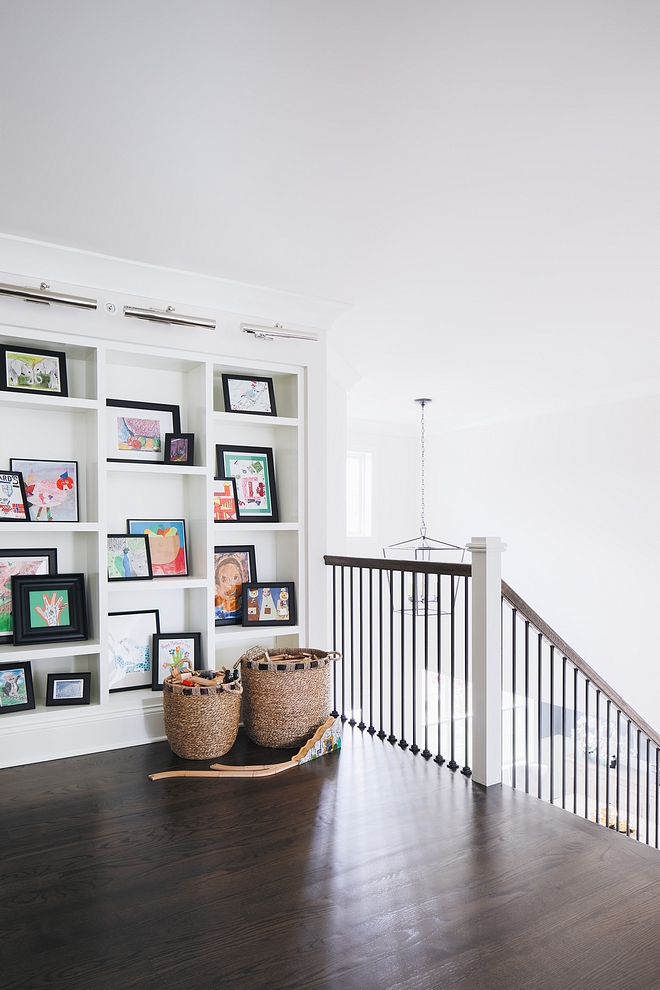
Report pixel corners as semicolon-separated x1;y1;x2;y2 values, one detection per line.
420;400;426;539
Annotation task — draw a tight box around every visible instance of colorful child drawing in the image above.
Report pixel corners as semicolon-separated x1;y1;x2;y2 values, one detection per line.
117;417;162;452
30;590;69;627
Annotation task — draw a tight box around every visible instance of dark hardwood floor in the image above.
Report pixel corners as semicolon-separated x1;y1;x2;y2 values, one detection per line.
2;725;660;990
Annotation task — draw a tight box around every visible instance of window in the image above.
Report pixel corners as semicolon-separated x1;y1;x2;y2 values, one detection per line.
346;451;372;537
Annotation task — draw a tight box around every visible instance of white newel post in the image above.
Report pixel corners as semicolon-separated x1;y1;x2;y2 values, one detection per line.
467;536;507;786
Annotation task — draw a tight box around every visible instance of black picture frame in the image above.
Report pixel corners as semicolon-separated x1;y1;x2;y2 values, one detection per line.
106;399;181;464
0;547;58;644
216;444;279;523
126;519;188;578
164;433;195;466
11;572;88;646
214;545;257;626
46;671;91;707
221;373;277;417
242;582;296;627
0;660;35;713
0;345;68;397
213;476;240;523
108;608;160;693
0;471;29;522
10;458;79;523
152;632;202;690
107;534;153;582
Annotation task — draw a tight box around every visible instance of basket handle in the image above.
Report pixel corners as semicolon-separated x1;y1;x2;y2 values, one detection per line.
326;651;342;662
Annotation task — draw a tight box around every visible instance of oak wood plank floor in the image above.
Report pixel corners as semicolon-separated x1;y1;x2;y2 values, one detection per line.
2;726;660;989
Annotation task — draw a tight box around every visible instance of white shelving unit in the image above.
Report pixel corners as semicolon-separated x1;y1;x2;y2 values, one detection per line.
0;299;329;767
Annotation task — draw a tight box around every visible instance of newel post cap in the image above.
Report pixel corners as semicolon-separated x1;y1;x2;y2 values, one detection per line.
465;536;508;553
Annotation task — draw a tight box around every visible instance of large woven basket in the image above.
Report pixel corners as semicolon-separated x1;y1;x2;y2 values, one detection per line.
163;675;242;760
240;646;340;749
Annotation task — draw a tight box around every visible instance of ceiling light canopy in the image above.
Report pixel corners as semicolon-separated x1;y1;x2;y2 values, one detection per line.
240;322;319;342
0;281;97;310
123;305;216;330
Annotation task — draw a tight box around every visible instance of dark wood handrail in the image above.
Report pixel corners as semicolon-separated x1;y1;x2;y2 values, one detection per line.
324;554;472;577
502;580;660;749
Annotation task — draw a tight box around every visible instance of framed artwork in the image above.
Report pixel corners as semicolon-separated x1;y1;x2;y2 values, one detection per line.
46;671;91;707
164;433;195;465
216;444;279;522
0;661;35;713
0;547;58;643
127;519;188;577
152;632;202;690
106;399;181;464
11;572;88;646
221;373;277;417
242;582;296;627
107;534;152;581
10;458;79;523
0;345;68;397
213;477;239;522
108;609;160;692
0;472;29;521
214;545;256;626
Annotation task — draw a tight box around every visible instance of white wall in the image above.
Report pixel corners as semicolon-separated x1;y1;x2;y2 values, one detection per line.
433;393;660;731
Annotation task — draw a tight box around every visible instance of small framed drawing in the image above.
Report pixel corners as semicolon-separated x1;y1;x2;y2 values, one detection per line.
0;547;58;644
0;345;68;397
11;572;88;646
216;444;279;522
108;609;160;692
0;661;35;713
164;433;195;465
0;472;29;521
213;477;239;522
106;399;181;464
10;458;79;523
46;671;91;707
107;534;152;581
221;374;277;417
152;632;202;690
242;582;296;627
214;545;256;626
126;520;188;577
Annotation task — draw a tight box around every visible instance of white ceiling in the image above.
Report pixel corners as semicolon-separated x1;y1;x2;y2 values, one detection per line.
1;1;659;425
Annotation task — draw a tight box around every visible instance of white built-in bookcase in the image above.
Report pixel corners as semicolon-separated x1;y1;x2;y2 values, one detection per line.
0;292;330;768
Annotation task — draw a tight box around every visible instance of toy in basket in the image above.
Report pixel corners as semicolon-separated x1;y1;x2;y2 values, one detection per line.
162;658;242;760
240;645;342;749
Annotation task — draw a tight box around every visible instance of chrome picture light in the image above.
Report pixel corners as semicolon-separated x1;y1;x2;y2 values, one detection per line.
240;322;319;342
0;281;97;310
123;305;216;330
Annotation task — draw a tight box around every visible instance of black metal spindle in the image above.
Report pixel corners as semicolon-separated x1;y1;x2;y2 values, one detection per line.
512;607;517;789
550;645;555;804
595;689;600;826
422;572;431;759
537;633;543;800
573;666;578;815
340;567;346;721
410;572;419;754
646;737;651;845
524;620;530;795
606;700;611;830
331;566;338;716
348;568;356;726
388;569;396;744
626;719;631;837
616;709;621;834
636;728;641;841
367;568;375;734
377;569;385;740
435;574;445;766
461;577;471;776
561;656;567;810
357;568;365;730
448;575;458;771
584;678;589;820
399;570;407;750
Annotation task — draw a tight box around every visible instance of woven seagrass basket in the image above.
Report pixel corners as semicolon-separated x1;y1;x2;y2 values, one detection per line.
239;645;341;749
163;675;242;760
